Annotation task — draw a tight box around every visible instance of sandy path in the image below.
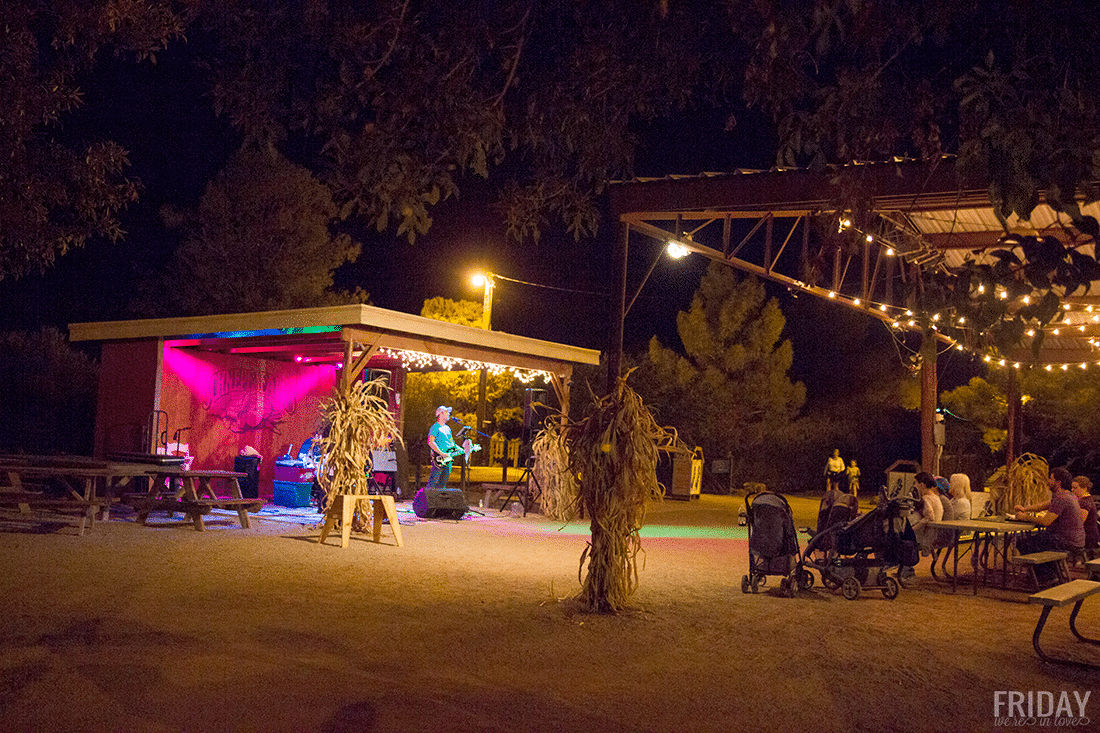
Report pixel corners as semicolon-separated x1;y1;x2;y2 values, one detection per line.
0;496;1096;732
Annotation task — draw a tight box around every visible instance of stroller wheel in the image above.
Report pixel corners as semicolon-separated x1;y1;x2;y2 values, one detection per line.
841;576;861;600
821;574;840;590
881;576;900;600
741;575;750;594
797;569;815;590
751;575;761;593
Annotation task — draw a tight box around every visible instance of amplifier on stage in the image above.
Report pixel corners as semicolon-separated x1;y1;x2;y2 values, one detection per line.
371;450;398;472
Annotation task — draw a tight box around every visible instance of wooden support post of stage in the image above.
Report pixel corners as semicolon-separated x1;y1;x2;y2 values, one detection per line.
920;326;938;472
476;367;487;465
341;339;354;391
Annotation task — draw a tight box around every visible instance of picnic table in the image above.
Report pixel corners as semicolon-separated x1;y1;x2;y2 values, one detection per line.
1028;580;1100;669
0;458;156;535
124;467;263;531
929;517;1038;594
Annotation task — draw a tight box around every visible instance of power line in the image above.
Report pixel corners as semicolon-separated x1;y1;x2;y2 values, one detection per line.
491;272;609;297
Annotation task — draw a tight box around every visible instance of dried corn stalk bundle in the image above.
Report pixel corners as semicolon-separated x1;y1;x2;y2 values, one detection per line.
531;420;577;522
318;376;401;528
987;452;1049;513
564;375;677;613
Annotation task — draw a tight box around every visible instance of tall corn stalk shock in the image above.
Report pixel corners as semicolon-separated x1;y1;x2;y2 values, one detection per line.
531;420;577;522
987;452;1049;514
318;376;401;530
564;376;677;614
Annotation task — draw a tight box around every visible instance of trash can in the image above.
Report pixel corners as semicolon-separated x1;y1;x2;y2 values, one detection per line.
234;455;262;499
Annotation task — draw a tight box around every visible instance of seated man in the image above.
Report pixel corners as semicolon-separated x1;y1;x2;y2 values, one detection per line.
1015;467;1086;559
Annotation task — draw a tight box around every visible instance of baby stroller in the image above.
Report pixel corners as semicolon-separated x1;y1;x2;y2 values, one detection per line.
799;489;919;600
805;488;859;550
741;491;810;597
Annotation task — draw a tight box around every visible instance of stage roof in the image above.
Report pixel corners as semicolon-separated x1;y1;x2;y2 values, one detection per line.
69;304;601;378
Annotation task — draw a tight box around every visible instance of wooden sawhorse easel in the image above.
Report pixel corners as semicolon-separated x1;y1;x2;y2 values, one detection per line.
317;494;403;548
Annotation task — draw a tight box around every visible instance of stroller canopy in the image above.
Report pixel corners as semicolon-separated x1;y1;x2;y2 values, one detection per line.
749;493;799;560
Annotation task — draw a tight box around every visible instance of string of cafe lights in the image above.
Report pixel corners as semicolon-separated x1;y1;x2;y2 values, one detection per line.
378;347;552;384
785;217;1100;371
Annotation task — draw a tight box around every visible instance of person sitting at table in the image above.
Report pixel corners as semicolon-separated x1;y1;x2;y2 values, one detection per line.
1071;475;1099;557
900;472;943;581
948;473;973;521
1014;467;1085;563
935;476;954;521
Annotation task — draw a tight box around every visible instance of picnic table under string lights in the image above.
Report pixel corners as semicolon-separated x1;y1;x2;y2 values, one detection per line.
928;517;1039;594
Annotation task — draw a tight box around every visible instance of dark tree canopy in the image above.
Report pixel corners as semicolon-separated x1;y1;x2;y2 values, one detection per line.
4;0;1100;369
191;0;728;243
0;1;184;281
160;145;365;315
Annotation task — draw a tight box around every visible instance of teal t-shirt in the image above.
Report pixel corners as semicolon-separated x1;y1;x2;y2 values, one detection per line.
429;422;455;457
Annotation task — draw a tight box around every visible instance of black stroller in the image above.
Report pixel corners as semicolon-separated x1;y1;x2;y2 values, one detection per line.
799;489;919;600
741;491;811;597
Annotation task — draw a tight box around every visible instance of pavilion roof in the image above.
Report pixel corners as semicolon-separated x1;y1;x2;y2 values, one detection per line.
610;158;1100;368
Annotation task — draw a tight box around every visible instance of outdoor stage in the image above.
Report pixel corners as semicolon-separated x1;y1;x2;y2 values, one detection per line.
0;495;1095;731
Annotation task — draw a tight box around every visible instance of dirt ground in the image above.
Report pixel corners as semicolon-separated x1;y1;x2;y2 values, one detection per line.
0;493;1097;733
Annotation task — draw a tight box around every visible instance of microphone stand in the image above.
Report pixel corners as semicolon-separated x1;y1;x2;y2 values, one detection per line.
449;420;484;516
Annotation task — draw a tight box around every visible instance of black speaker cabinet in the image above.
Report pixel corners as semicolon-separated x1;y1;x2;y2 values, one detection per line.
412;487;468;519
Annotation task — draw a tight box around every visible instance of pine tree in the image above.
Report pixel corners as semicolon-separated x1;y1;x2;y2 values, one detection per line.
634;263;805;481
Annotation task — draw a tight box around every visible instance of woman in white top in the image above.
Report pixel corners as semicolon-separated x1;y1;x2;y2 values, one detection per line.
948;473;972;520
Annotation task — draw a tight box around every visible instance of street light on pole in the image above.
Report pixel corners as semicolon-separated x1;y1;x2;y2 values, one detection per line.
472;272;495;330
471;272;495;465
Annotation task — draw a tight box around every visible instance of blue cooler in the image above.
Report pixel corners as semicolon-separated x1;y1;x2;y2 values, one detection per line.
274;479;312;507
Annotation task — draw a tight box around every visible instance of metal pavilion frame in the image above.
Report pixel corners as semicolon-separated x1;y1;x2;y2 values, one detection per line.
608;158;1100;472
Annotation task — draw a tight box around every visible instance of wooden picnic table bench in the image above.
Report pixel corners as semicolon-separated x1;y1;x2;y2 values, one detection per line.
1027;579;1100;669
1;461;149;534
1088;558;1100;581
479;482;530;514
124;468;261;531
1012;551;1071;590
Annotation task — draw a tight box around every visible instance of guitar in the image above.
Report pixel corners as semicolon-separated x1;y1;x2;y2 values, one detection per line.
431;439;482;468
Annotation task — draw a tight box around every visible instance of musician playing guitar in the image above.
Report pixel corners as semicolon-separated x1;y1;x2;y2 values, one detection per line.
427;405;458;488
428;405;481;488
